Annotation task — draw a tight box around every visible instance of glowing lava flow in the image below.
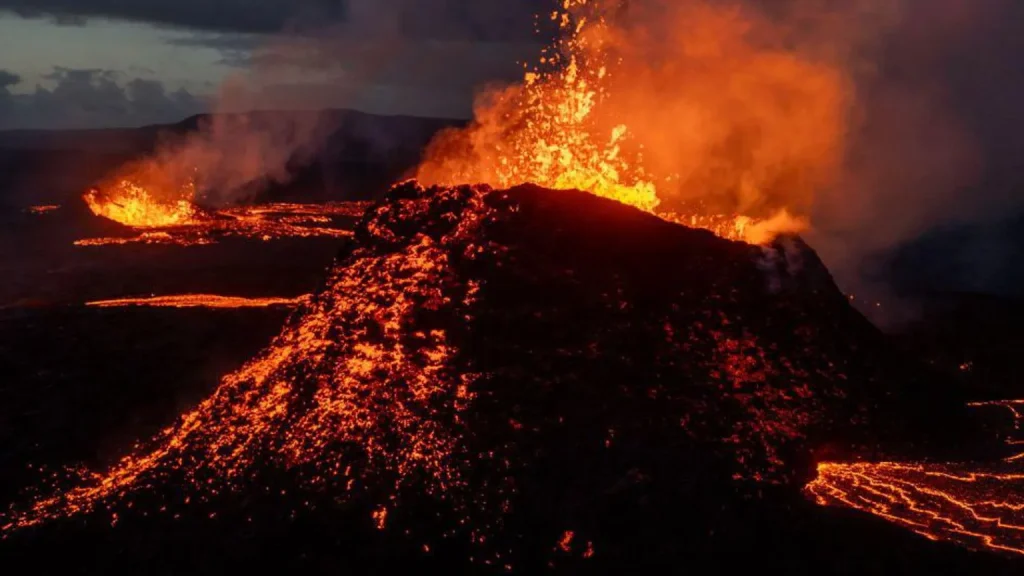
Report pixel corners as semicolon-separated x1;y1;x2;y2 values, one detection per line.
4;182;886;567
808;400;1024;556
86;294;309;309
76;200;366;247
3;190;480;535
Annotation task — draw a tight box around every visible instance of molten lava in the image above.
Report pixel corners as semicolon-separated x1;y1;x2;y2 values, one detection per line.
77;150;369;246
77;193;366;247
808;400;1024;557
2;183;963;568
86;294;309;309
85;181;198;228
418;0;844;244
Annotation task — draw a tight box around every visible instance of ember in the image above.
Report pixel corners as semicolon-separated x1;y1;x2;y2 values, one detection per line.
24;205;60;215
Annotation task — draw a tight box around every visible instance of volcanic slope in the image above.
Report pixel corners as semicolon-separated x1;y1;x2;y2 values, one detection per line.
3;182;984;572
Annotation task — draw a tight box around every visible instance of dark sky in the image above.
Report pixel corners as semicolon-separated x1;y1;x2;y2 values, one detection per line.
0;0;552;129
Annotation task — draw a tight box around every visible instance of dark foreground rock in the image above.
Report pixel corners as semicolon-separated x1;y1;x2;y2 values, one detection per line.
0;182;1003;574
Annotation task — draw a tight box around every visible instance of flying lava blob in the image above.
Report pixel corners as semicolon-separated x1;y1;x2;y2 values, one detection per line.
2;183;973;568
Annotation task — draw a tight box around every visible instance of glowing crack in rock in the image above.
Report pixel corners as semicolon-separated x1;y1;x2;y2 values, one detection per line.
808;400;1024;557
85;294;310;309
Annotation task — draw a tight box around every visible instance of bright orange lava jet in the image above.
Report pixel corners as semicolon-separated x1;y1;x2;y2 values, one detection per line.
417;0;846;244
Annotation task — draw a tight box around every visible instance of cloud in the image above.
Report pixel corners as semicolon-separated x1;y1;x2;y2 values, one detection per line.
0;69;19;89
165;0;547;118
0;0;552;37
0;67;206;130
0;0;341;33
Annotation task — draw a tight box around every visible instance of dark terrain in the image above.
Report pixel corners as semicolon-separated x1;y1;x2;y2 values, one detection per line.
0;113;1022;574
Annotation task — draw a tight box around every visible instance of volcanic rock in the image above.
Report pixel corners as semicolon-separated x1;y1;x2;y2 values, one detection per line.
3;181;984;573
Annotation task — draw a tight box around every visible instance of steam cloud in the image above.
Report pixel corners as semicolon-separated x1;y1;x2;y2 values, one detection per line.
130;0;542;206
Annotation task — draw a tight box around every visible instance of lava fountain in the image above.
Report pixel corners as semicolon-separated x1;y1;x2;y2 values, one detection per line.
417;0;848;244
83;159;200;228
78;165;364;247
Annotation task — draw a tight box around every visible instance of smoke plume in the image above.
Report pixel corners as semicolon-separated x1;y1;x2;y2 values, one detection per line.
418;0;1024;322
126;0;542;207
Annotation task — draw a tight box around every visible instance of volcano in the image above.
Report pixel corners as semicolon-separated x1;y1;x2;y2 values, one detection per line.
3;182;989;572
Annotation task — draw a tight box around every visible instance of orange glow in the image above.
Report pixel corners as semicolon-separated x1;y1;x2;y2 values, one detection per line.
78;149;370;246
2;202;474;535
808;400;1024;556
86;294;309;309
76;196;366;247
418;0;847;244
25;205;60;215
84;159;199;228
1;182;860;565
807;461;1024;556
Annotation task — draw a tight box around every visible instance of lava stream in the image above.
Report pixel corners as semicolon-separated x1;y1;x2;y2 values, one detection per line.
86;294;309;309
808;400;1024;556
76;200;366;247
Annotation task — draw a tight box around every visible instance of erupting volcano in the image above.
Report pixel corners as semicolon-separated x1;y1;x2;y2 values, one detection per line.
1;182;983;569
5;0;1022;572
417;0;843;244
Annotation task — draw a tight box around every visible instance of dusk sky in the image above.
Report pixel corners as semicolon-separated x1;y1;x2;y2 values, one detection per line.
0;0;548;129
0;0;1021;144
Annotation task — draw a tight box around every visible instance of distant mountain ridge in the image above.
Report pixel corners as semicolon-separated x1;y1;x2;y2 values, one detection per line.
0;109;467;156
0;109;467;205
